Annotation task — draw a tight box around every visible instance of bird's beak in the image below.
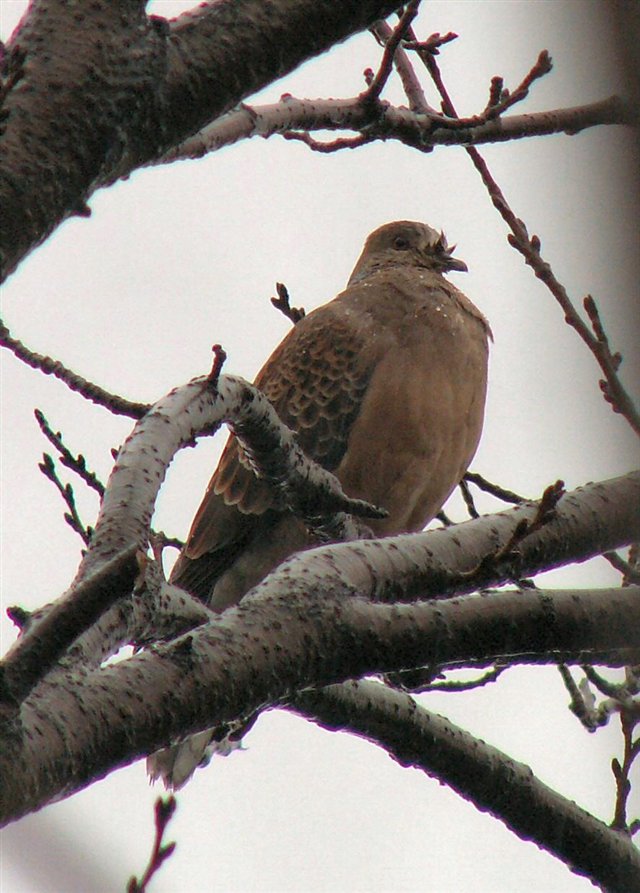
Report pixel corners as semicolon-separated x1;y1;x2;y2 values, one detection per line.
432;232;468;273
442;245;468;273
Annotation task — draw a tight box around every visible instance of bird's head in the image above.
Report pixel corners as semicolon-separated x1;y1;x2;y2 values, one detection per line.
348;220;468;285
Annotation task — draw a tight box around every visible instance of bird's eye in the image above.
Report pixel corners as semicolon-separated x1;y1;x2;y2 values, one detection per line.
393;236;409;250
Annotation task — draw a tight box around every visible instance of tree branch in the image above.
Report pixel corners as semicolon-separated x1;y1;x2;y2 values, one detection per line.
407;27;640;438
0;372;386;694
0;318;148;417
0;0;402;279
162;94;631;162
2;581;639;825
292;681;640;893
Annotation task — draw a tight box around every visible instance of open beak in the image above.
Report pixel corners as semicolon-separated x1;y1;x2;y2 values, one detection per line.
433;232;468;273
442;244;468;273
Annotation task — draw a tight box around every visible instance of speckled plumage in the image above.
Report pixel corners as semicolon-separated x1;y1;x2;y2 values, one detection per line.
170;221;491;614
150;220;491;788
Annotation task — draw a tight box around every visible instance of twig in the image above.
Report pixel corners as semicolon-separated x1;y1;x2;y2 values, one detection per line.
558;664;610;731
611;708;640;834
426;50;554;129
1;318;148;418
402;31;458;56
419;666;505;692
35;409;105;496
481;480;565;568
582;665;640;701
407;33;640;437
362;1;421;104
435;509;453;527
370;20;436;114
127;796;177;892
283;130;374;153
458;476;479;518
271;282;305;324
38;453;92;545
604;550;640;585
387;665;505;693
463;471;526;504
35;409;183;552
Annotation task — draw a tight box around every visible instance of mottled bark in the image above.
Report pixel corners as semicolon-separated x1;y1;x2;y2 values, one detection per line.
0;0;401;279
0;470;638;825
294;681;640;893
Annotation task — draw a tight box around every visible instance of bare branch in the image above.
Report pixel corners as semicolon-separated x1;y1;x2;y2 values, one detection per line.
270;282;305;324
0;0;404;279
0;318;148;418
0;544;141;713
2;373;389;686
2;582;640;824
128;796;177;893
406;31;640;437
370;19;435;113
362;1;421;103
163;94;631;162
292;680;640;893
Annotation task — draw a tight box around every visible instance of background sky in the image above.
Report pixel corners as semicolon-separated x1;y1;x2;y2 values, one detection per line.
1;1;639;891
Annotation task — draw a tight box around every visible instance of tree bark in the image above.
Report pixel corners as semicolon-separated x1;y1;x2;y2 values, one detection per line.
0;0;401;279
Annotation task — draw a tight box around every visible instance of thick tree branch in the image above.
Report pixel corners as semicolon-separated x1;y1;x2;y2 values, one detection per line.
1;582;639;825
0;373;385;695
0;546;141;713
0;0;402;279
292;681;640;893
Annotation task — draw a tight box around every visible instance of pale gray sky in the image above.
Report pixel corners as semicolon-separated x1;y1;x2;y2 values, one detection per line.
1;2;638;891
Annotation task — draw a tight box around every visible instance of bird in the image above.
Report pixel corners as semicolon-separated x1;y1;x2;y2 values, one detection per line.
148;220;491;788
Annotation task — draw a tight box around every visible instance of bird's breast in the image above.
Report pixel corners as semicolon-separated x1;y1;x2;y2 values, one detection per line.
334;279;489;534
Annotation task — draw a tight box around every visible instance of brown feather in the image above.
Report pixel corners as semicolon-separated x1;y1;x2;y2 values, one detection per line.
170;220;490;609
154;220;491;788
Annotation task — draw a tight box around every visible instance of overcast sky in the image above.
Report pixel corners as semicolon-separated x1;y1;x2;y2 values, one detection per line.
1;2;639;891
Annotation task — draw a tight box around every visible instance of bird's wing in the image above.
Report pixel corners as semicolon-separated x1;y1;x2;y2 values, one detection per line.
177;299;379;568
